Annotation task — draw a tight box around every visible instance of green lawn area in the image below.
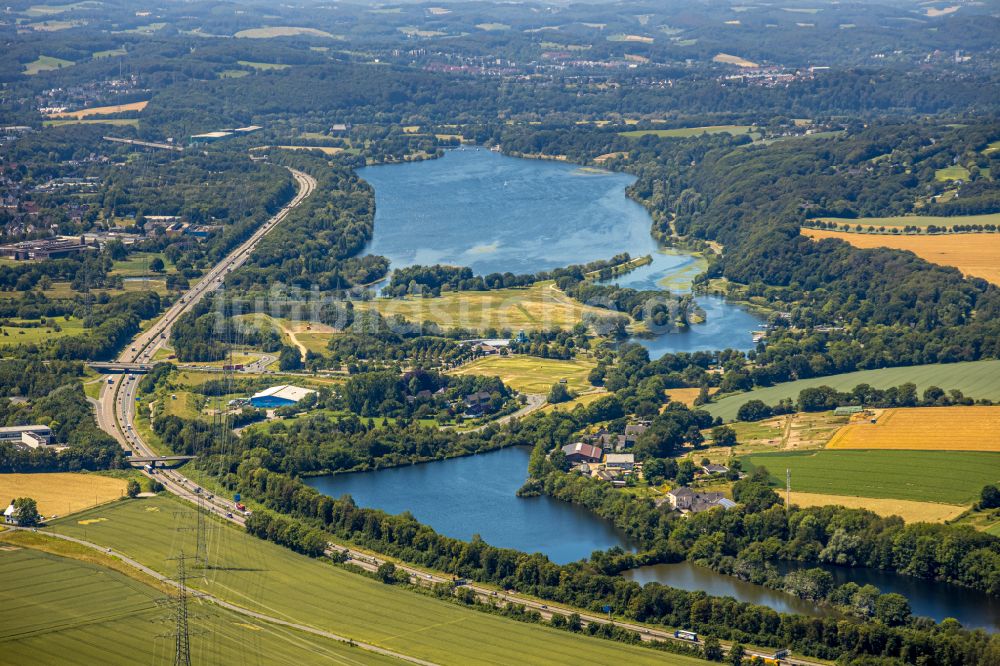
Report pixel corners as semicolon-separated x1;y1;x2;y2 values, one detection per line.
706;359;1000;422
0;541;396;665
45;495;705;666
449;355;596;395
237;60;291;70
619;125;751;139
92;47;127;58
742;450;1000;505
811;212;1000;229
44;118;139;127
23;55;74;75
23;2;98;17
356;281;623;332
111;252;175;277
0;316;84;348
935;165;971;182
984;140;1000;156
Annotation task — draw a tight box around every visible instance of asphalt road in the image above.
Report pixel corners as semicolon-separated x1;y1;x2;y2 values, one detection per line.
89;165;817;666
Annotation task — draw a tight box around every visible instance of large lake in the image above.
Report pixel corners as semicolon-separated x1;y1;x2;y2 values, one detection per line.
359;148;763;356
304;446;635;565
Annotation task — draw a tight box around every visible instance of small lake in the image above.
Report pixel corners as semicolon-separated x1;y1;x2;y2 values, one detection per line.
359;148;763;356
304;446;636;565
625;561;999;631
777;560;1000;632
623;562;835;618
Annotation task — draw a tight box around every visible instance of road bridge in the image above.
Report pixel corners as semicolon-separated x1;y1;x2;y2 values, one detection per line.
88;362;153;373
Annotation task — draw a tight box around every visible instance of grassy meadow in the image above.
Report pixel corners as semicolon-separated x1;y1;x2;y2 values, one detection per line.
45;495;705;666
742;449;1000;505
803;228;1000;285
356;281;622;332
23;54;73;75
619;125;751;139
809;212;1000;229
449;355;596;394
0;316;85;348
705;359;1000;422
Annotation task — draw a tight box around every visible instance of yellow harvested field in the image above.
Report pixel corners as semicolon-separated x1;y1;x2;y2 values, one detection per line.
45;100;148;119
664;387;717;407
0;473;127;518
713;53;759;68
788;492;966;523
826;406;1000;451
803;229;1000;285
449;355;596;395
356;281;624;332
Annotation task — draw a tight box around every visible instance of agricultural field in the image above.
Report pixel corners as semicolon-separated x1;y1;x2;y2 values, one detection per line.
449;355;596;395
46;495;704;666
23;54;73;75
712;53;759;67
809;212;1000;229
237;60;291;70
705;359;1000;422
619;125;751;139
785;492;966;523
0;541;390;666
0;316;84;348
803;228;1000;285
43;118;138;127
219;69;250;78
110;251;175;276
0;473;127;517
742;449;1000;505
234;27;335;39
92;47;127;58
45;100;148;119
23;2;99;17
664;387;716;407
355;281;623;332
606;34;654;43
538;390;609;414
276;145;343;155
826;406;1000;451
476;22;510;30
935;165;972;181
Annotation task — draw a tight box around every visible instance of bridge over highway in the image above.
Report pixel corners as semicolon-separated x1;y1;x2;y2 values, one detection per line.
88;362;153;373
127;455;197;466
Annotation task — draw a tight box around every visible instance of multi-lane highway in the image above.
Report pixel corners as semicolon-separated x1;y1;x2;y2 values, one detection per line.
90;164;813;665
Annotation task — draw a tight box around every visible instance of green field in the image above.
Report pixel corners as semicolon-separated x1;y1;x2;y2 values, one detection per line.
23;54;74;75
450;355;596;395
237;60;291;70
742;450;1000;505
810;212;1000;229
619;125;751;139
219;68;250;78
110;251;175;277
0;317;85;348
43;118;139;127
46;495;705;666
356;281;623;332
92;47;127;58
706;360;1000;422
935;165;971;182
0;541;396;665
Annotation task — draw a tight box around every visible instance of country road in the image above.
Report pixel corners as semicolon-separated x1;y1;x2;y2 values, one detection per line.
87;165;815;666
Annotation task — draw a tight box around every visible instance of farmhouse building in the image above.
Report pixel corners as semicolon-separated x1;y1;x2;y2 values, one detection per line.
562;442;603;464
665;488;736;514
701;463;729;475
3;503;17;525
604;453;635;471
249;385;317;409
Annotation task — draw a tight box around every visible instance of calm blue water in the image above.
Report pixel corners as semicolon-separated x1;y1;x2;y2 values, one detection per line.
304;447;636;565
359;148;764;356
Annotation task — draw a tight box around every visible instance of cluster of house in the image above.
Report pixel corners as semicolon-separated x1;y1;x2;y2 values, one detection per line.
561;421;651;486
0;425;60;451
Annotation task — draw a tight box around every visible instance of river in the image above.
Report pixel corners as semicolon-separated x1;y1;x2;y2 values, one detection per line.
358;147;763;357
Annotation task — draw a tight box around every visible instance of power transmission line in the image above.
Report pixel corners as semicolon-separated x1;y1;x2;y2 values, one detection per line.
167;552;194;666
